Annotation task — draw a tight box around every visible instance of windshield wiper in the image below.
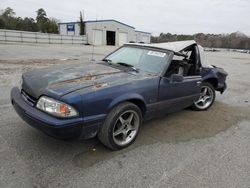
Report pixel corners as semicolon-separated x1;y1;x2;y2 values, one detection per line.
117;62;139;72
103;58;112;64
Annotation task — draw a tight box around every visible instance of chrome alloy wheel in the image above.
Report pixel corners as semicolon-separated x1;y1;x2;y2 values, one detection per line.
112;110;139;146
194;85;214;110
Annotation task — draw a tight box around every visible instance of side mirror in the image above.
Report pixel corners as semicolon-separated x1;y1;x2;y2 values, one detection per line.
170;74;184;83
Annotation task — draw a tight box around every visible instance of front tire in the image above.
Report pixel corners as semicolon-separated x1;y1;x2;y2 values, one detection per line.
98;102;142;150
192;82;216;111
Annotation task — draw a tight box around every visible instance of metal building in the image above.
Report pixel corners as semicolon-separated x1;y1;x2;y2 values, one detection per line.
58;19;151;46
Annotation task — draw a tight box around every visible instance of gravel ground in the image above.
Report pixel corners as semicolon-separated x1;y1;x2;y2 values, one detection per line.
0;44;250;188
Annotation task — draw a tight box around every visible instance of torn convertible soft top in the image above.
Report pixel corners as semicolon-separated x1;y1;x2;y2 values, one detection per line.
127;40;196;54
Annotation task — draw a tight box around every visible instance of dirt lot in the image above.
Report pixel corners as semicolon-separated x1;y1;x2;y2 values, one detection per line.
0;44;250;188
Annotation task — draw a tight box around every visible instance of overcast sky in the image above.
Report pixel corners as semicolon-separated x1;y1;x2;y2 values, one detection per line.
1;0;250;35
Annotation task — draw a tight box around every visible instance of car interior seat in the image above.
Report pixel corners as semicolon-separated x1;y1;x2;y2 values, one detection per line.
178;60;192;76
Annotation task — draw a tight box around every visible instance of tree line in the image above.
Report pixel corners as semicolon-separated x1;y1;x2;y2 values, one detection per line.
0;7;58;33
151;32;250;49
1;7;249;49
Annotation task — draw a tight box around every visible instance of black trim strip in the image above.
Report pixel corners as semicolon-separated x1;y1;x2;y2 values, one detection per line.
146;93;200;111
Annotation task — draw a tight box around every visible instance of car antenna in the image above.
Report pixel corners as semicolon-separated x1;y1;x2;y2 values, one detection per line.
91;15;98;62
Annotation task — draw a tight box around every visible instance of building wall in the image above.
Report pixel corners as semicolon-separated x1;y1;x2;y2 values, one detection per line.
59;23;80;36
135;31;151;43
58;20;151;46
85;21;135;46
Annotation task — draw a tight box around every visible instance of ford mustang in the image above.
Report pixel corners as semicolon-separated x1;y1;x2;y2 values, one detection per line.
11;40;227;150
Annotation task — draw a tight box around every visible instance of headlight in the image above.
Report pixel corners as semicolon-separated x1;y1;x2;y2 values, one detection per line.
36;96;78;118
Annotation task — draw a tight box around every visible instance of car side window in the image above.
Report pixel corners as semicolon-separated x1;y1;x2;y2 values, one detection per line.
165;57;198;78
165;59;182;77
165;45;201;78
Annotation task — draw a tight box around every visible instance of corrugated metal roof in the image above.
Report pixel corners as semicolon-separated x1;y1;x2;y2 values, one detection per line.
135;30;151;35
58;19;135;29
84;19;135;29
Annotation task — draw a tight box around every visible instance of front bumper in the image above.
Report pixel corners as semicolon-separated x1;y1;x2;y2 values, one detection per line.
216;82;227;94
11;87;101;139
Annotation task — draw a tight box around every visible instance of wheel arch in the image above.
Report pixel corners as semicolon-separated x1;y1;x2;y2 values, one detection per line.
107;94;147;117
203;77;218;88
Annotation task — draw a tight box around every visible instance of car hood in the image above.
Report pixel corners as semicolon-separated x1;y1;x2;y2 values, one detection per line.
22;62;150;99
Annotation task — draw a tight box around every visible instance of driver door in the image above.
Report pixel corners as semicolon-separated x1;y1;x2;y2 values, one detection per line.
157;75;201;114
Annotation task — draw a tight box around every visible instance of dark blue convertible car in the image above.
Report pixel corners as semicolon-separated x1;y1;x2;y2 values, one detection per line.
11;40;227;150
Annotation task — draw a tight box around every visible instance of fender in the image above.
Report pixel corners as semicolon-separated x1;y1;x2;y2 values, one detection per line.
107;93;146;112
202;69;219;81
201;68;227;93
202;74;218;82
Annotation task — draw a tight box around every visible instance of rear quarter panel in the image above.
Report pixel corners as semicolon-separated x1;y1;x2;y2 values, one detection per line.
201;67;228;88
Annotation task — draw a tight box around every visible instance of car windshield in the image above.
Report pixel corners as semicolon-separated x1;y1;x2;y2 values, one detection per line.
104;46;170;74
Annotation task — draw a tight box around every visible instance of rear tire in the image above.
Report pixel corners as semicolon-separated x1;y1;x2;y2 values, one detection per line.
192;82;216;111
98;102;142;150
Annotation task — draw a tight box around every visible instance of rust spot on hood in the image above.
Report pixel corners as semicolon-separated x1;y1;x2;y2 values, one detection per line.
50;72;120;87
93;82;109;89
84;74;96;80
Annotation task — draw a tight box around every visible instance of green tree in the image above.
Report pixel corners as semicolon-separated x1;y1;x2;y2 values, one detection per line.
0;7;58;33
47;18;58;34
79;11;85;35
0;18;5;29
36;8;49;32
0;7;16;29
22;17;38;31
2;7;15;17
